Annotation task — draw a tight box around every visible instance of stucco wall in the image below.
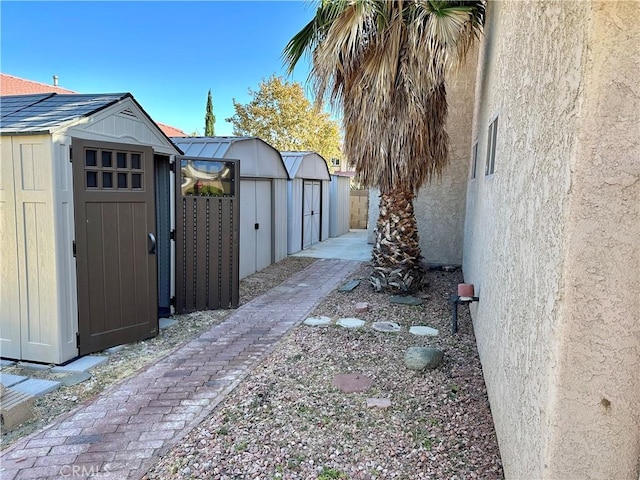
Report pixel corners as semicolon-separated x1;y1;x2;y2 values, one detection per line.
367;48;478;264
545;2;640;478
463;1;639;478
413;45;478;266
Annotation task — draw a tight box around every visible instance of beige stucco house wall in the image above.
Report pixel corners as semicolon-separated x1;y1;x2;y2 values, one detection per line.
367;48;478;266
462;1;639;478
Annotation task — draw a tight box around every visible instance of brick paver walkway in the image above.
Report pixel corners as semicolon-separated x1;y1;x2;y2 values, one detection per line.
0;259;360;480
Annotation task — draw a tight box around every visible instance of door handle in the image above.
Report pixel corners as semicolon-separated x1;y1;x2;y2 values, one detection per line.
148;233;157;254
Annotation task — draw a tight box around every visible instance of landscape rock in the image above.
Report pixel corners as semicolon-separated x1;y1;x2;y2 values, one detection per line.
332;374;373;393
355;302;369;313
389;296;423;306
303;316;332;326
366;398;392;409
409;326;439;337
404;347;444;371
336;318;366;329
372;321;401;333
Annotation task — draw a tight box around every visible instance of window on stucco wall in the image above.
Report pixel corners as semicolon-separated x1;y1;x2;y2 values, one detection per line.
485;116;498;176
471;142;478;179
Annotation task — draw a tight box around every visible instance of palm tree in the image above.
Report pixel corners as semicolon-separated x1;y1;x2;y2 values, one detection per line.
284;0;485;292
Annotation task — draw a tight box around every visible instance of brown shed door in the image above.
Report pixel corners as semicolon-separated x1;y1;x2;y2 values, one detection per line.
72;139;158;355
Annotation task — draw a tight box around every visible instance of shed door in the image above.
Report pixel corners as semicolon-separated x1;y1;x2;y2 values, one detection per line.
72;139;158;355
239;180;272;279
303;180;321;249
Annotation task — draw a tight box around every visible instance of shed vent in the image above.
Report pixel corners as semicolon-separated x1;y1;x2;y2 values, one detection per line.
119;108;137;118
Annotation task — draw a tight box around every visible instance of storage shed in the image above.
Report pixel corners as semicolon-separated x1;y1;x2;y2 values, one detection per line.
281;151;331;254
329;173;352;237
171;137;289;279
0;93;181;364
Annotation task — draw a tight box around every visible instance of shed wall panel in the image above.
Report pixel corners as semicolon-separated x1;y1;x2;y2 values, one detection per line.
52;135;77;363
329;175;350;237
272;178;288;263
12;136;60;363
321;181;330;241
287;179;303;254
0;137;21;359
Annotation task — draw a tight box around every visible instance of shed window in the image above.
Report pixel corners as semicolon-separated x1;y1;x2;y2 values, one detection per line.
85;150;97;167
117;152;127;169
82;148;144;191
86;171;97;188
485;116;498;176
101;151;112;168
118;173;127;188
131;153;141;170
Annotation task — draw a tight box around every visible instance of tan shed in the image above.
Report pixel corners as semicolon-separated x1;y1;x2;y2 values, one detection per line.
0;93;181;364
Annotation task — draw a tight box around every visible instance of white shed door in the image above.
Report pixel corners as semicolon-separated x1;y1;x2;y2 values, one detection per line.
240;180;272;279
303;180;321;249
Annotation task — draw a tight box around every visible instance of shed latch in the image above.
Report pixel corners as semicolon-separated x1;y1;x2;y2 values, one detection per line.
255;223;259;230
170;229;176;241
72;241;76;257
75;332;80;349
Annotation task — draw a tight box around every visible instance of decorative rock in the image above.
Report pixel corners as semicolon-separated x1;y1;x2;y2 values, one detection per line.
372;321;401;333
336;318;366;329
366;397;392;409
390;295;423;306
332;374;373;393
355;302;369;313
303;316;332;326
338;279;360;292
404;347;444;371
409;326;439;337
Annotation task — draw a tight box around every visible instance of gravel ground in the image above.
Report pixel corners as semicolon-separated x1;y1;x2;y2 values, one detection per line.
1;256;503;479
0;256;316;450
143;263;503;480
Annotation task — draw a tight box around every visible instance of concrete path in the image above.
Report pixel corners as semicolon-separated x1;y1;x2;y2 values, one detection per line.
0;259;361;480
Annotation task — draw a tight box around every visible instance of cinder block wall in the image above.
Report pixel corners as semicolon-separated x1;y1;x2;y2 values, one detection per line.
349;190;368;229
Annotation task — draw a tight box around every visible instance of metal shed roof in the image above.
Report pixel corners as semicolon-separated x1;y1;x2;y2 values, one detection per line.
172;136;290;180
281;151;331;181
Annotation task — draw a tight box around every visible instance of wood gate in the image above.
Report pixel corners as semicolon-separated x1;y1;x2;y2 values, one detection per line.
175;157;239;313
73;139;158;355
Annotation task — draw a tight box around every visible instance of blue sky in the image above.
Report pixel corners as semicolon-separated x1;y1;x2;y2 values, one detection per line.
1;1;317;136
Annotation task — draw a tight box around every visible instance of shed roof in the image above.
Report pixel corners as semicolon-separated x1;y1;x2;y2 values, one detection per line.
0;73;186;138
172;136;290;180
281;151;331;181
0;93;182;155
0;93;131;133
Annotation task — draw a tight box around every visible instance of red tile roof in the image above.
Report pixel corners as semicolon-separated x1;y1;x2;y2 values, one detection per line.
0;73;75;94
157;122;188;137
0;73;188;138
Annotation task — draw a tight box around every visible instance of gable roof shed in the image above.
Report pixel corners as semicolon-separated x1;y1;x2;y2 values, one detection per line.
1;92;181;365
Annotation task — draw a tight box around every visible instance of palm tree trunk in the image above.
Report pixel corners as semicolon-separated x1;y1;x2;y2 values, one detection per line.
371;189;424;293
